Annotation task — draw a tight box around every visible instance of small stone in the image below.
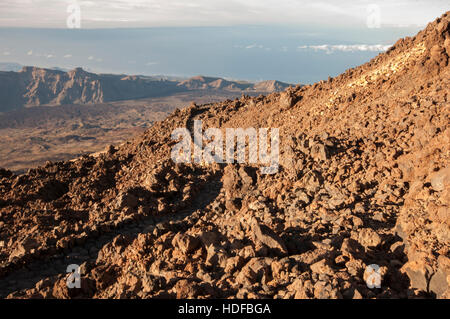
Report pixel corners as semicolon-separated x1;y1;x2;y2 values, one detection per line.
346;259;366;277
310;259;335;276
294;189;310;206
279;92;296;109
429;255;450;298
251;218;287;255
357;228;382;248
401;260;432;292
205;245;228;268
351;216;364;228
429;167;449;192
236;258;271;286
172;233;200;255
224;256;245;274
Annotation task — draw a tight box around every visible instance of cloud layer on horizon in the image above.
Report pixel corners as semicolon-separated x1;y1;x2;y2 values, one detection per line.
0;0;448;28
297;44;392;54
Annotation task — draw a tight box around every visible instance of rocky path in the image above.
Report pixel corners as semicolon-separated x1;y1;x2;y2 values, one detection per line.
0;177;222;298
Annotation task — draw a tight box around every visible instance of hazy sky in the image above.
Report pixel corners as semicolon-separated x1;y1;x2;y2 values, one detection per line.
0;0;448;28
0;1;448;82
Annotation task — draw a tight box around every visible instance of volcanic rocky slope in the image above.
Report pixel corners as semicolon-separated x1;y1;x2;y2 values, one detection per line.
0;13;449;299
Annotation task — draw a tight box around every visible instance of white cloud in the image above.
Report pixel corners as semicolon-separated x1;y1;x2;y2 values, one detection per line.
86;55;102;62
86;17;137;22
234;44;272;50
27;50;33;55
3;51;11;56
64;54;72;58
46;54;55;58
245;44;264;49
297;44;392;54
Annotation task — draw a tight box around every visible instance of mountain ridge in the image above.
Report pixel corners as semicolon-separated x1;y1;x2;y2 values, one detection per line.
0;67;292;111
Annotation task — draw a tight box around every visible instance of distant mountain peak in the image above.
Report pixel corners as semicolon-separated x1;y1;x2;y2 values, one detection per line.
19;66;38;73
68;67;88;74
